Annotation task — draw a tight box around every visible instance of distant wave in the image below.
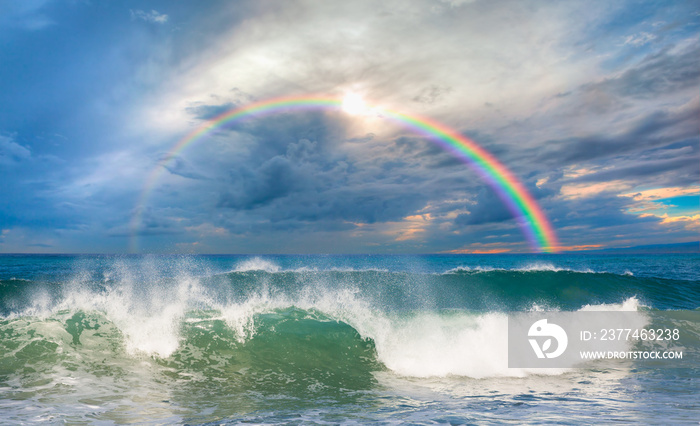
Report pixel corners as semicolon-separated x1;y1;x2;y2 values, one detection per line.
230;257;389;274
230;258;624;276
444;262;598;275
233;257;283;273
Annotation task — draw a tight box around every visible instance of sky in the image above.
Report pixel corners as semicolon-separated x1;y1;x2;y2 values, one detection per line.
0;0;698;254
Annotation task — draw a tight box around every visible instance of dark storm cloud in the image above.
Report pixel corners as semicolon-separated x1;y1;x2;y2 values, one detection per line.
215;132;429;227
218;154;299;209
571;149;698;184
390;131;504;170
2;0;698;253
535;102;699;165
233;111;343;159
455;181;557;227
161;155;209;180
412;85;452;104
541;192;693;249
185;103;236;120
525;41;700;175
582;45;700;99
454;187;512;226
392;136;461;169
112;207;185;237
168;106;475;237
346;133;375;144
267;184;429;225
558;195;657;228
211;115;357;214
426;156;464;169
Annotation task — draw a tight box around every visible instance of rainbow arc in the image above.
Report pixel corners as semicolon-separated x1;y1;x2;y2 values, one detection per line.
131;95;559;253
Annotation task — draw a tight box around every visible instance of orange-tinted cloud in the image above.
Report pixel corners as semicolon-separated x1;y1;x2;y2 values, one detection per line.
640;212;700;230
622;186;700;201
445;248;512;254
383;214;433;241
555;244;604;251
560;180;632;199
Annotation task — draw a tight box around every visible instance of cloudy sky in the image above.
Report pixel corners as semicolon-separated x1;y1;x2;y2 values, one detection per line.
0;0;698;254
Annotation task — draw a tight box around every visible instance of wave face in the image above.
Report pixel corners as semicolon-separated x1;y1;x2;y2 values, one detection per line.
0;254;698;423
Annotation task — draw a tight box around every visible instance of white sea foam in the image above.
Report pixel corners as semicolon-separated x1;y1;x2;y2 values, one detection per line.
9;257;648;378
444;263;600;275
579;295;644;311
230;257;389;274
213;288;647;379
18;258;214;358
12;287;646;377
360;296;645;379
229;259;618;276
443;266;496;274
233;257;282;273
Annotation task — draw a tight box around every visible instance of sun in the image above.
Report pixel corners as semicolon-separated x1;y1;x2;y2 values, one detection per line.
342;93;368;115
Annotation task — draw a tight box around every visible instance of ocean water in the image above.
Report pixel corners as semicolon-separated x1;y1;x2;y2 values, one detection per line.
0;253;698;424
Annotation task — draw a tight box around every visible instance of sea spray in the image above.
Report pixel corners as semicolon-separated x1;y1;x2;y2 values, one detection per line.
0;256;659;375
1;254;698;424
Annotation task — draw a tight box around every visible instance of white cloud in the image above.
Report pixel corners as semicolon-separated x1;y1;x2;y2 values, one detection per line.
0;0;55;30
150;0;610;149
0;135;31;166
130;9;168;24
623;32;656;46
440;0;477;7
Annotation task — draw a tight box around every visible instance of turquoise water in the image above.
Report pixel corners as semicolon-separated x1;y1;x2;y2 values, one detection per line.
0;254;698;424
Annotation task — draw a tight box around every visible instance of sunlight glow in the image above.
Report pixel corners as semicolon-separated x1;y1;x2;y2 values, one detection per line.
342;93;369;115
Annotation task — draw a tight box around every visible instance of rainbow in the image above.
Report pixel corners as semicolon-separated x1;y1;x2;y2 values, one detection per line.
131;95;559;252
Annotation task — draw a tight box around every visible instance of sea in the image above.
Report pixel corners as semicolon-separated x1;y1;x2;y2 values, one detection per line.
0;253;698;424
